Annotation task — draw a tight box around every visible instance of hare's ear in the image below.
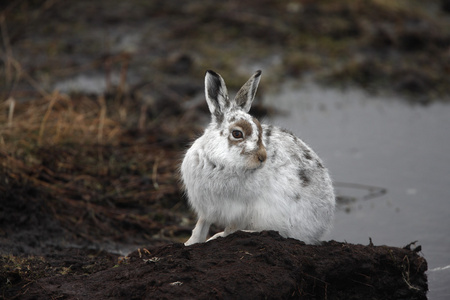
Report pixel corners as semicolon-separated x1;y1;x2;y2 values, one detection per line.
234;70;261;113
205;70;229;119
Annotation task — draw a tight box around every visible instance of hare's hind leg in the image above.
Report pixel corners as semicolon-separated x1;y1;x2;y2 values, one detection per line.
185;218;211;246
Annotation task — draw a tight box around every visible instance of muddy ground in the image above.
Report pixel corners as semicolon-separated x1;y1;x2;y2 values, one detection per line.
1;0;448;298
2;231;428;299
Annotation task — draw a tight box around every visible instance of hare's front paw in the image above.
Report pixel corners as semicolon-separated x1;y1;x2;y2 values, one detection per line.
184;218;211;246
207;224;239;242
207;229;257;242
184;237;198;246
206;231;226;242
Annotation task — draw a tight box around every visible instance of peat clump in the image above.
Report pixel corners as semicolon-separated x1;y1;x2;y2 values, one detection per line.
7;231;428;300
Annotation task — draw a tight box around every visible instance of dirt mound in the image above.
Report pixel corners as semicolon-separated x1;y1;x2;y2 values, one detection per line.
8;231;427;300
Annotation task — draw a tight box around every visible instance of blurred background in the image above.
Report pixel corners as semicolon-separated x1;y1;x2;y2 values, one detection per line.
1;0;449;298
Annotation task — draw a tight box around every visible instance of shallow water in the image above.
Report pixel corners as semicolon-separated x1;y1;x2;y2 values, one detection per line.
264;82;450;299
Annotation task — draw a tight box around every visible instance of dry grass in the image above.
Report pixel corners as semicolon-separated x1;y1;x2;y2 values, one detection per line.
0;86;197;246
0;3;199;246
1;93;118;148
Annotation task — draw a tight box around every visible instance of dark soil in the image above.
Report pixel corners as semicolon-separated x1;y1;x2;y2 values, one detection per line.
3;231;427;300
0;0;435;299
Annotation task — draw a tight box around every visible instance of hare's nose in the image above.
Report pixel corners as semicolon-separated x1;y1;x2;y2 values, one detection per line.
257;148;267;163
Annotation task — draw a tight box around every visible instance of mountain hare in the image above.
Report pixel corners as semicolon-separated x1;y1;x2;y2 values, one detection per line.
182;70;335;245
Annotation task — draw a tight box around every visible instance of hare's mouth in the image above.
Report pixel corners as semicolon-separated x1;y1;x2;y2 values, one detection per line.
246;158;266;170
242;147;267;170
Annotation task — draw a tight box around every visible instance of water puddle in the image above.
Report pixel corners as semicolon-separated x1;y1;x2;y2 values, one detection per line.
264;81;450;299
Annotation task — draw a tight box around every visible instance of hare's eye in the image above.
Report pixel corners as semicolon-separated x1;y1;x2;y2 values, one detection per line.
232;130;244;139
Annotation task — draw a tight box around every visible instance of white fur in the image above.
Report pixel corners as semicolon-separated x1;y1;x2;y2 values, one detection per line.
182;70;335;245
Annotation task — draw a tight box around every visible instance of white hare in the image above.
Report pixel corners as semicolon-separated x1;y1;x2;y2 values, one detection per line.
181;70;335;246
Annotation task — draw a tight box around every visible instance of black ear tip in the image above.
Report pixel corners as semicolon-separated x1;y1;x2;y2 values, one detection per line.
255;70;262;76
206;70;219;77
